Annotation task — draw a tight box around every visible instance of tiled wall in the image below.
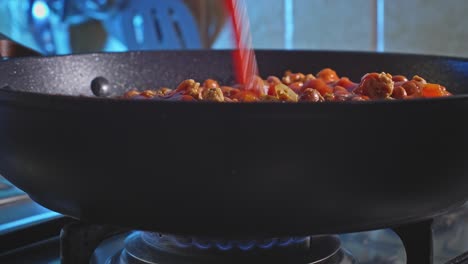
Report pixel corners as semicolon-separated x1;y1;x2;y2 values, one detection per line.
292;0;375;51
214;0;468;58
385;0;468;57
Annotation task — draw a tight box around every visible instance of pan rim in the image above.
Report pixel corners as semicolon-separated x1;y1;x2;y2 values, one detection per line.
3;49;468;62
1;49;468;108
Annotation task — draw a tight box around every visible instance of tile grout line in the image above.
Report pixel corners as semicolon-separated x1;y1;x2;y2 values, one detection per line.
284;0;294;50
376;0;385;52
371;0;377;51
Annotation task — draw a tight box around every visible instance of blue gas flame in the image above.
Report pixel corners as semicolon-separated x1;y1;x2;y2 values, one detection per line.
237;240;256;251
162;235;309;251
258;238;278;249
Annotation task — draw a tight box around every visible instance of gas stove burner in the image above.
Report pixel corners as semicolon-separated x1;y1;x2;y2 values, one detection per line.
106;231;356;264
142;233;310;252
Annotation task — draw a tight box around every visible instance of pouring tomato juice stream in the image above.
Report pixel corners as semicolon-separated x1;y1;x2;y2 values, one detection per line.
224;0;261;95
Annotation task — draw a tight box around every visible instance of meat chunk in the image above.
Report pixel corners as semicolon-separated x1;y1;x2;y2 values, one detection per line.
123;89;141;98
282;71;306;85
176;79;202;99
203;79;221;89
140;90;158;98
355;72;394;99
159;88;173;96
202;87;225;102
412;75;427;84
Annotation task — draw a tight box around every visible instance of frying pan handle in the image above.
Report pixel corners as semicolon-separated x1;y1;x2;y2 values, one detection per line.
0;33;41;58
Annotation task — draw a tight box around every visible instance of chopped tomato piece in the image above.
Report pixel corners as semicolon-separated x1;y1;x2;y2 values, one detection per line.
317;68;339;83
302;79;333;96
232;91;259;102
333;77;358;91
421;84;450;98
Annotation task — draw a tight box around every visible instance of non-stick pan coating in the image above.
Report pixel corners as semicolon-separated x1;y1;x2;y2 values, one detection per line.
0;51;467;238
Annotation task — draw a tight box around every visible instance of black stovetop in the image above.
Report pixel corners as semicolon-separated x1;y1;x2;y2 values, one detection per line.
0;176;467;264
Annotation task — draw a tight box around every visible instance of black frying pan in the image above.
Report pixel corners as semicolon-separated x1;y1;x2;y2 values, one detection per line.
0;49;467;238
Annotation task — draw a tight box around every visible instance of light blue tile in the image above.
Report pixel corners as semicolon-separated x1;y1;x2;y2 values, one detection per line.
293;0;375;51
385;0;468;58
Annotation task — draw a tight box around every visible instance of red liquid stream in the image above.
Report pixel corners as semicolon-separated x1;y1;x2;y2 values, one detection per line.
224;0;260;93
